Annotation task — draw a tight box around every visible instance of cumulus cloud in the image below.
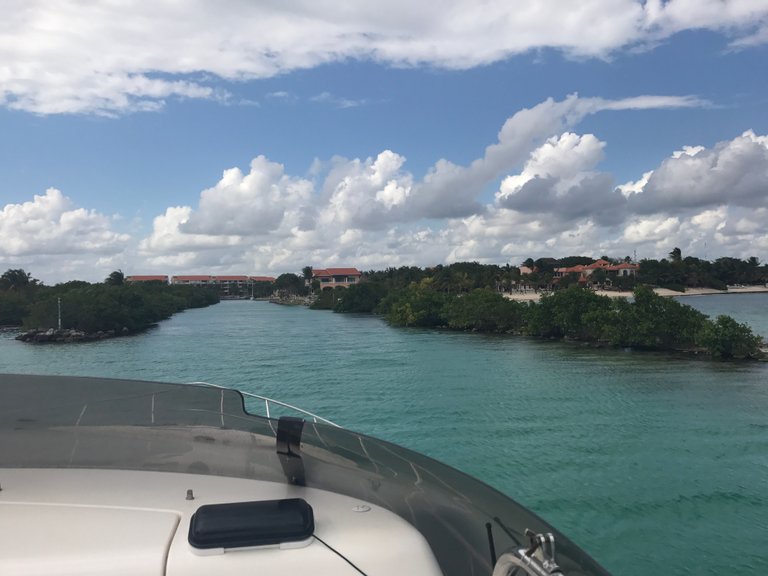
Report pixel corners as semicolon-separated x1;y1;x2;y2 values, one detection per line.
146;93;703;252
1;1;765;115
0;188;129;257
319;94;706;225
495;132;625;225
626;130;768;213
181;156;314;236
316;150;414;229
0;188;132;282
139;206;242;254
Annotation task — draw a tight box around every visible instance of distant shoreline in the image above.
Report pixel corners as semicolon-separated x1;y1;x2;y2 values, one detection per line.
504;285;768;302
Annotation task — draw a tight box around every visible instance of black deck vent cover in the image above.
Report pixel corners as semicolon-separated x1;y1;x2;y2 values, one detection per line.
188;498;314;549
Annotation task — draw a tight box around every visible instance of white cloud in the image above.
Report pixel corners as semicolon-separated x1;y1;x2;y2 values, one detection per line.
622;215;681;244
182;156;314;236
139;206;243;253
618;171;653;198
644;0;768;38
0;188;129;257
1;1;764;115
627;130;768;213
0;188;131;283
315;150;413;229
367;94;704;222
310;92;365;109
495;132;625;225
497;132;604;198
594;95;710;111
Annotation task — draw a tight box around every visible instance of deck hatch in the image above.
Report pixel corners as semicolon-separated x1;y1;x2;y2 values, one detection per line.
188;498;314;549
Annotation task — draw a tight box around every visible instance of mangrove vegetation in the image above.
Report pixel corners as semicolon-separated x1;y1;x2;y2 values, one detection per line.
1;269;219;338
318;262;765;360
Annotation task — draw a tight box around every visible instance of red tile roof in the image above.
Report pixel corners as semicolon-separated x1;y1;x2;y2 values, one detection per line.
586;259;612;269
169;274;275;283
312;267;361;277
126;275;168;282
172;275;213;281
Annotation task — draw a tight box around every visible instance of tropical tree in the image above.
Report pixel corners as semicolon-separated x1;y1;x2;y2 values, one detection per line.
558;256;594;267
443;289;525;332
1;269;36;291
590;268;608;288
698;315;763;359
274;273;306;296
332;282;386;313
105;270;125;286
383;279;447;327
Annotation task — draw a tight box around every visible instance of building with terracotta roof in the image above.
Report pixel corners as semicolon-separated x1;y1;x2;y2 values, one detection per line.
216;275;276;298
554;260;640;286
171;275;215;285
606;262;640;277
168;275;276;298
125;275;169;284
214;275;250;298
311;267;362;290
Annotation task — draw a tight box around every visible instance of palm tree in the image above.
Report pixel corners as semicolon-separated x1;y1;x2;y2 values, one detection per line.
105;270;125;286
301;266;314;294
0;269;34;291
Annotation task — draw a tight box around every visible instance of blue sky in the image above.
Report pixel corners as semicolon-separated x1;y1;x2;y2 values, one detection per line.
1;1;767;283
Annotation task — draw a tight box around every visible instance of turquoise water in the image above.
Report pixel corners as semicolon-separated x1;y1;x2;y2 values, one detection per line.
1;297;767;575
676;292;768;339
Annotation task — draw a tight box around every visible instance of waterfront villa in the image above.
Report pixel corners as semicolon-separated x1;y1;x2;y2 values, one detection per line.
608;262;641;277
311;268;362;290
553;260;640;286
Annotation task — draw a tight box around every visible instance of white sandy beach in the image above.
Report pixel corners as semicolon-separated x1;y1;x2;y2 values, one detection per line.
503;285;768;302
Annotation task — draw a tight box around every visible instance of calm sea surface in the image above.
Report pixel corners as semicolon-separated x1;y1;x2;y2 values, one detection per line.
1;295;767;576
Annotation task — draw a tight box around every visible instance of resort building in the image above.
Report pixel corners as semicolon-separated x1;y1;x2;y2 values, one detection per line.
214;275;250;298
171;275;215;286
125;275;169;284
165;275;277;298
311;268;362;290
215;276;276;298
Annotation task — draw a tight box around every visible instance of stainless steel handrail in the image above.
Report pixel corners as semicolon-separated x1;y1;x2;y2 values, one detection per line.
188;381;340;427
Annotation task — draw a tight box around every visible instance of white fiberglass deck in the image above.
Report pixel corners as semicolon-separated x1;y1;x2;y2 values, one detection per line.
0;468;443;576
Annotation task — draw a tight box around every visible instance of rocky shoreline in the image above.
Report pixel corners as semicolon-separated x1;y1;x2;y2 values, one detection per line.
15;327;133;343
269;295;312;306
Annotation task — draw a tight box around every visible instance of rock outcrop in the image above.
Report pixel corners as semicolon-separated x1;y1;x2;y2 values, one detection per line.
15;327;131;343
